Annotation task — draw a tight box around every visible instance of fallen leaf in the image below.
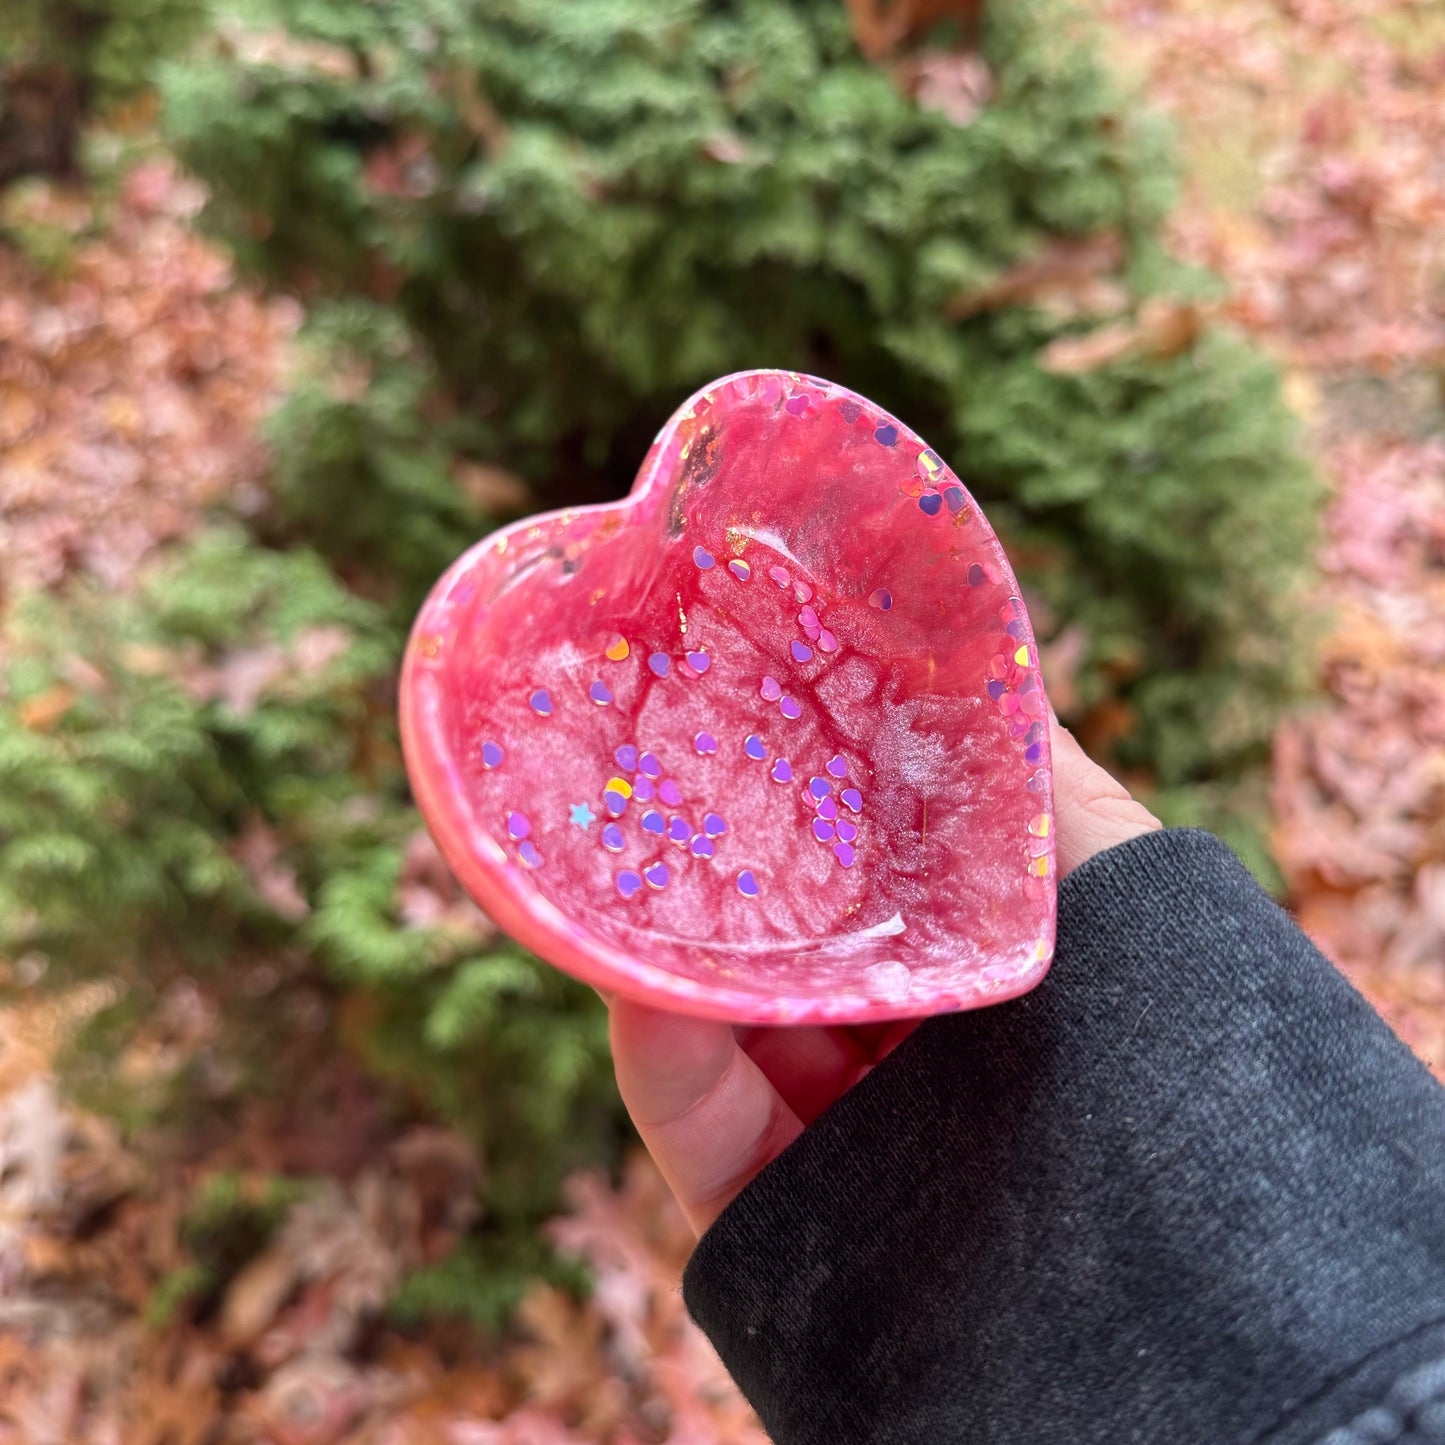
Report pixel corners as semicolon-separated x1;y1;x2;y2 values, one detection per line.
945;234;1126;320
233;813;311;923
221;1246;304;1349
0;1079;67;1220
454;463;533;516
1037;299;1206;374
16;685;77;732
899;50;993;127
845;0;984;62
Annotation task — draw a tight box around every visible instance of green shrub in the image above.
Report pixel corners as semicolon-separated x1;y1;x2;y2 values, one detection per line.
261;299;496;610
161;0;1320;802
0;529;390;968
389;1233;592;1336
1;529;621;1236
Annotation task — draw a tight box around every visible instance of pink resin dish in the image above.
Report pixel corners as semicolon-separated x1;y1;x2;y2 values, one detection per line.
400;370;1056;1024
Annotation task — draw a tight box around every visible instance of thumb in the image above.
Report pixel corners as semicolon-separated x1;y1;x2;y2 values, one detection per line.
1048;713;1162;876
609;999;803;1236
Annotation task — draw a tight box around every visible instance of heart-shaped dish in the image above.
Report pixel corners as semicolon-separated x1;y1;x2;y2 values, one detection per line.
400;370;1055;1024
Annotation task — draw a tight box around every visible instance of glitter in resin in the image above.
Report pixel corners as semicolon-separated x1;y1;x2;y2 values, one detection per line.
400;369;1056;1026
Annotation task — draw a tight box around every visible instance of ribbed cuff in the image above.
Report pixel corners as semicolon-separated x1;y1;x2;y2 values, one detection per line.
1269;1325;1445;1445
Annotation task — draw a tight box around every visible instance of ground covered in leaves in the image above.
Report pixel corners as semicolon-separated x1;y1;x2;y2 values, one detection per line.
1101;0;1445;1069
2;0;1443;1440
0;995;760;1445
0;160;294;604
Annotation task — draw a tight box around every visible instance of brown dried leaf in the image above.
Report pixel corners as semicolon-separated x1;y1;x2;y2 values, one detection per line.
15;685;76;732
122;1355;219;1445
898;50;992;127
220;1246;304;1350
542;1152;770;1442
0;1080;66;1220
845;0;984;62
507;1285;621;1432
251;1183;402;1365
384;1127;483;1264
1037;299;1206;375
453;463;533;516
218;23;361;80
446;67;511;155
233;813;311;923
397;830;497;943
945;234;1126;321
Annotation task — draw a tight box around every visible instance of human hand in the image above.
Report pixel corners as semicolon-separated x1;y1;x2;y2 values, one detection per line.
607;715;1161;1236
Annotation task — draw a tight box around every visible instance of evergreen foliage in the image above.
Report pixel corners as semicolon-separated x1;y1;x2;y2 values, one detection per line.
262;299;493;607
161;0;1321;799
0;529;390;970
389;1233;592;1335
0;529;622;1269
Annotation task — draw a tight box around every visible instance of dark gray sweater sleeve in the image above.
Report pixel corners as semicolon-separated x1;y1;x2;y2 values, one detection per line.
682;829;1445;1445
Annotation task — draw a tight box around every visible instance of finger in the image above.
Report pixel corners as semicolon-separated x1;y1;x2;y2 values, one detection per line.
1048;714;1161;876
734;1025;873;1124
610;997;803;1235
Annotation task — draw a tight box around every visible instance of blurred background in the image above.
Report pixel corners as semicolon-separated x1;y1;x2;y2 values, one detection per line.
0;0;1441;1439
